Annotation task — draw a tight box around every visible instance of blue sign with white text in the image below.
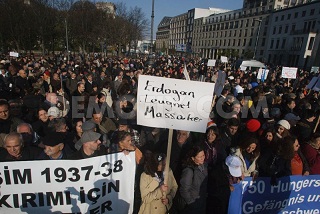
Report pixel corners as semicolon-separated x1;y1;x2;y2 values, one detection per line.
228;175;320;214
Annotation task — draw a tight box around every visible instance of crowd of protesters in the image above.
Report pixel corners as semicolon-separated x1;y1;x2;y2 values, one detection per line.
0;52;319;214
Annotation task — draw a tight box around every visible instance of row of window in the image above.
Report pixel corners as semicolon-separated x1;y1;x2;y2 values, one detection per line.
192;37;267;48
274;8;315;22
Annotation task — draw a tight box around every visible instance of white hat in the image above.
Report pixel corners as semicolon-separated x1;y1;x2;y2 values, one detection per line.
47;107;61;118
277;119;290;130
228;76;235;80
226;155;242;177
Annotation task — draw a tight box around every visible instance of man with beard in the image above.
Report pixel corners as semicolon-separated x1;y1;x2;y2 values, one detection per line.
38;132;68;160
68;130;107;160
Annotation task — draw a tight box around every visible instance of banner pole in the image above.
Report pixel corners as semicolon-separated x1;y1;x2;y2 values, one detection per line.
164;128;173;185
163;128;173;197
314;115;320;133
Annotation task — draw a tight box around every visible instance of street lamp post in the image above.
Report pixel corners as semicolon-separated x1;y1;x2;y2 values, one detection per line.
65;18;69;61
253;19;262;60
150;0;155;53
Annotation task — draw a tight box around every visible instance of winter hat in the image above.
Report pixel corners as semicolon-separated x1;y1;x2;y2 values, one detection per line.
277;119;290;130
246;119;261;132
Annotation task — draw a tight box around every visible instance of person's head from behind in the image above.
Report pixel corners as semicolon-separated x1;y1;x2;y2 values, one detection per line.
144;152;166;176
48;118;68;132
4;132;23;158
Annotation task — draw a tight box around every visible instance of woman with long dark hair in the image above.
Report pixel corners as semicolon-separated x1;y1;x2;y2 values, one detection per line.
139;153;177;214
234;136;260;177
179;145;208;214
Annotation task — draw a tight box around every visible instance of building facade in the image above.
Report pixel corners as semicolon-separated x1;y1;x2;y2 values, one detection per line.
155;16;172;54
266;1;320;68
156;0;319;69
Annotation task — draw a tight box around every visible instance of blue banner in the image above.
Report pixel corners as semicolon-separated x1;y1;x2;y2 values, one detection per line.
228;175;320;214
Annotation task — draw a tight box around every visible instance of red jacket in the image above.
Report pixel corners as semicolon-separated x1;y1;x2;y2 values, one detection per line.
301;143;320;175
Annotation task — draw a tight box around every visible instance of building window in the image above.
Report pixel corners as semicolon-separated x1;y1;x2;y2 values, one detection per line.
292;24;296;32
262;38;266;46
273;27;276;34
249;38;252;46
287;14;291;20
243;39;246;46
276;39;280;49
270;39;274;49
310;9;315;16
294;12;298;18
281;39;286;49
308;37;315;50
260;50;264;55
278;26;282;34
302;11;306;17
285;25;289;33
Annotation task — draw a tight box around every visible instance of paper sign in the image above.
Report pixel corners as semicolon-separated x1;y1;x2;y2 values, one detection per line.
240;66;247;71
137;75;215;133
311;66;319;73
9;52;19;57
221;56;228;63
257;68;270;80
281;67;298;79
207;59;216;67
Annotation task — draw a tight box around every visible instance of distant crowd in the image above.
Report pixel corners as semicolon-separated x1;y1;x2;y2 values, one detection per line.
0;52;319;214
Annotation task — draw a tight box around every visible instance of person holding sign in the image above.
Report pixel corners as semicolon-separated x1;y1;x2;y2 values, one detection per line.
139;153;178;214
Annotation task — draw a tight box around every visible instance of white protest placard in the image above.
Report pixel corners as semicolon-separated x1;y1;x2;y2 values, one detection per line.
281;67;298;79
183;63;190;80
9;52;19;57
257;68;270;80
240;66;247;71
137;75;215;133
207;59;216;67
311;66;319;73
0;152;136;214
221;56;228;63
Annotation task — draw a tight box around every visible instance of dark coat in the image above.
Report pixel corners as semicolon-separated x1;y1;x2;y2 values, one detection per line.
180;165;208;214
68;145;108;160
0;146;42;162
